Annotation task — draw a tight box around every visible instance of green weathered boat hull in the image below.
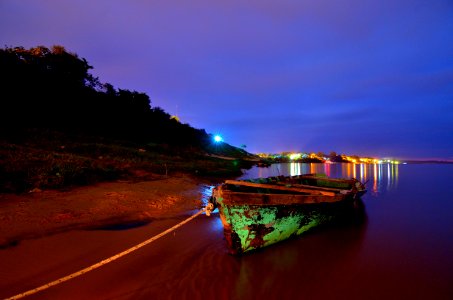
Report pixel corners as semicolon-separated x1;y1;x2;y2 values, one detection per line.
214;194;356;255
209;174;367;255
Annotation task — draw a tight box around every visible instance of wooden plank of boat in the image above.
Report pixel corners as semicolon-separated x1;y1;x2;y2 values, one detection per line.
234;177;351;193
294;174;356;183
245;174;361;190
273;182;349;193
288;175;361;190
292;175;357;186
224;180;336;196
220;190;348;205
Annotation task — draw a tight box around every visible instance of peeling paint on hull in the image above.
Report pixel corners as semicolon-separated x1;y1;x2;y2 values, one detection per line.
210;174;366;255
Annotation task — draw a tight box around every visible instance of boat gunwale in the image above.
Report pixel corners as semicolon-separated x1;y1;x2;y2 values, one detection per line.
216;189;353;206
235;174;367;194
223;180;340;196
288;174;360;183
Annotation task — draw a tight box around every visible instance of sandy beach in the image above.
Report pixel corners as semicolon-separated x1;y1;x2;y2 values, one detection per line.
0;174;214;249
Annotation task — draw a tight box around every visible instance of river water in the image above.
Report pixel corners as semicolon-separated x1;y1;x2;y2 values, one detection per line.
1;163;452;300
230;162;453;299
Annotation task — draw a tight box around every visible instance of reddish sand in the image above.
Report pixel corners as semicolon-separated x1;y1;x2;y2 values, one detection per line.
0;174;213;248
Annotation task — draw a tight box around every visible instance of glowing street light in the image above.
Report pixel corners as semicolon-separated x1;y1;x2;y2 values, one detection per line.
289;153;301;160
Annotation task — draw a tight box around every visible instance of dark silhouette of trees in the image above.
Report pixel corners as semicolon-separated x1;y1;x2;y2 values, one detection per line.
1;45;97;127
329;151;349;162
0;45;214;149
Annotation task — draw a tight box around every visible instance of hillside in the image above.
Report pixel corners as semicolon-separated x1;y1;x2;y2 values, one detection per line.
0;45;258;193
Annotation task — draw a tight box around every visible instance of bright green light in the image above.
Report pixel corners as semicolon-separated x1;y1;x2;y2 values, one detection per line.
289;153;301;160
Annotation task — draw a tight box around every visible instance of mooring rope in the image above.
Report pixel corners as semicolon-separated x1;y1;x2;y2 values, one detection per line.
4;209;205;300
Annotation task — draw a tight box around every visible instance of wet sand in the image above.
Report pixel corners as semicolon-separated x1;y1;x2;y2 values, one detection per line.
0;174;214;299
0;174;212;249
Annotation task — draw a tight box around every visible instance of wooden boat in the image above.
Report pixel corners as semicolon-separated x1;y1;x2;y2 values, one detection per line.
206;174;366;255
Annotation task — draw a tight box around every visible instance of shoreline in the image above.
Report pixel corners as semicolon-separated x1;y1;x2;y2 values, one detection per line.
0;174;215;249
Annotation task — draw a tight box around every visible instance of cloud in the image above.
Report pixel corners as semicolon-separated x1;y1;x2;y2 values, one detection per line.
1;0;452;159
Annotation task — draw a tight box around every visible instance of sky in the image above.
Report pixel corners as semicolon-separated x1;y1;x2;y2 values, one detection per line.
1;0;453;160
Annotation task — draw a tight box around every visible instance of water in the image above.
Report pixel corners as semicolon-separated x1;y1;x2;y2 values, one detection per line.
230;162;453;299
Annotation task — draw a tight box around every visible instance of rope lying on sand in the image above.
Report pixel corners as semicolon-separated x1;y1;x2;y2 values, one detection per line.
5;209;205;300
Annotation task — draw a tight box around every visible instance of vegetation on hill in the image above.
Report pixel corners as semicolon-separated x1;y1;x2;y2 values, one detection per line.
0;45;257;193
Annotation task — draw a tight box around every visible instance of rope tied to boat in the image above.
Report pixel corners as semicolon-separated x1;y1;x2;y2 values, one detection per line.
4;208;206;300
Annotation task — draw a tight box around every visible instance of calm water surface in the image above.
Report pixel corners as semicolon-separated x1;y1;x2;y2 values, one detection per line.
231;163;453;299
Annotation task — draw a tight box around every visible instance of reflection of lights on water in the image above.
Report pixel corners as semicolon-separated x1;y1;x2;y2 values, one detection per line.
359;163;399;194
373;164;378;193
325;162;331;177
310;163;316;175
387;164;391;190
340;163;400;194
241;162;399;194
345;163;356;179
395;164;399;187
289;163;334;177
290;163;300;176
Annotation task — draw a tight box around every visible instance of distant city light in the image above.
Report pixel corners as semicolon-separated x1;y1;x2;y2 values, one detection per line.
258;152;403;165
214;135;223;143
289;153;301;160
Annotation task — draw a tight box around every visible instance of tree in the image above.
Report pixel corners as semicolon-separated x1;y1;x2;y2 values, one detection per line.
329;151;337;160
0;45;218;149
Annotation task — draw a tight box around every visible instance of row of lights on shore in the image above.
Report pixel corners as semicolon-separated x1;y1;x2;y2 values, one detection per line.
273;153;402;164
212;136;402;165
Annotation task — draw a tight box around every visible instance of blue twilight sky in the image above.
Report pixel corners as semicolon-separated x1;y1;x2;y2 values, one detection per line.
1;0;452;160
